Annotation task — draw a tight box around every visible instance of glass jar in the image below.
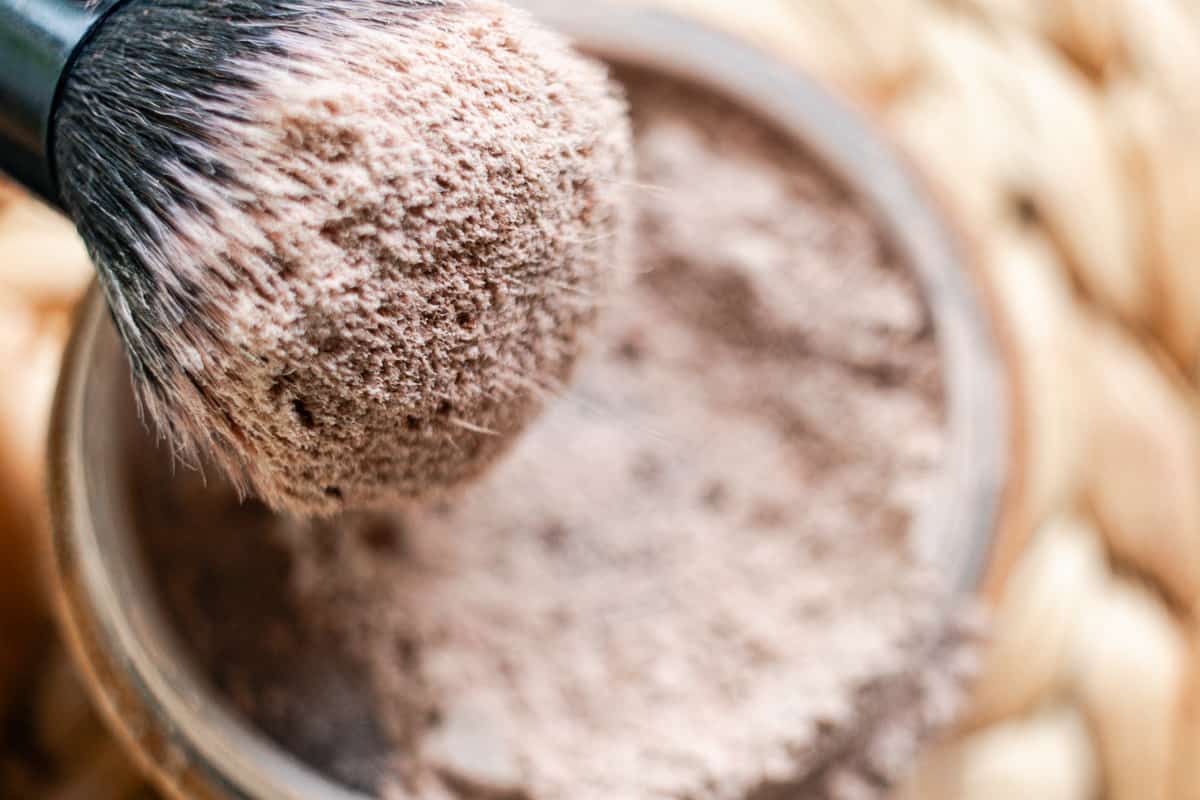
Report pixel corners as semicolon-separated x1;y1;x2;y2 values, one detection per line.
47;4;1012;798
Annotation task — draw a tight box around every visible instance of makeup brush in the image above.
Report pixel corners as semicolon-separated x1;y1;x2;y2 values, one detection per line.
0;0;632;515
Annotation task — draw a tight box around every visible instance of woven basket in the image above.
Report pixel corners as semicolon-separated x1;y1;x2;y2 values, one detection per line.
3;1;1199;797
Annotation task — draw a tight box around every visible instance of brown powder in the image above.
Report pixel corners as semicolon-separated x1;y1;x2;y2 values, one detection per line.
131;68;977;800
113;2;632;517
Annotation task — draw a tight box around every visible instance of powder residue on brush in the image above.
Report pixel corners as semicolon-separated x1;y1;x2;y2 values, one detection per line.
57;0;632;515
131;69;977;800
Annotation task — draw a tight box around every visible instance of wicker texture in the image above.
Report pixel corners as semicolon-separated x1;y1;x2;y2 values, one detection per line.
3;0;1200;797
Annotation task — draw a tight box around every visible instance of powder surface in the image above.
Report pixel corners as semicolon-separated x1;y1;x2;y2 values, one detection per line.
131;69;975;800
60;1;632;516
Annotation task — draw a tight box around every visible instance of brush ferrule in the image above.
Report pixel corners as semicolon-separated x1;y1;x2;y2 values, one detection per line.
0;0;124;207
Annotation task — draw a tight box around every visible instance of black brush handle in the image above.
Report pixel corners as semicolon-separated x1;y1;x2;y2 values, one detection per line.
0;0;124;207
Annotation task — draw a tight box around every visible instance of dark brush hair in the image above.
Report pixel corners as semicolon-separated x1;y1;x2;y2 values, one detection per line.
55;0;451;432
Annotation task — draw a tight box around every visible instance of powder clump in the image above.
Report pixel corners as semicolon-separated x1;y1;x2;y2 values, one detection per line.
57;0;632;515
131;69;978;800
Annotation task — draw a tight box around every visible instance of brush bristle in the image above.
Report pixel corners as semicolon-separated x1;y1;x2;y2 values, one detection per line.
54;0;632;515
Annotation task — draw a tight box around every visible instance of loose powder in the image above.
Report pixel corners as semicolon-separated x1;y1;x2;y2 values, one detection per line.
130;67;979;800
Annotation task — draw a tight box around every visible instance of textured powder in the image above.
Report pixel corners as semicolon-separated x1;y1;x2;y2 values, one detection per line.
131;68;977;799
62;1;632;516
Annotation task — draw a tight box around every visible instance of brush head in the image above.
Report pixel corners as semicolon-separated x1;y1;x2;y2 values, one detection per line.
54;0;632;515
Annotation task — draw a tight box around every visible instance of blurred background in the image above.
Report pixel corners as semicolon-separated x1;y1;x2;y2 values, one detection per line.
5;0;1200;797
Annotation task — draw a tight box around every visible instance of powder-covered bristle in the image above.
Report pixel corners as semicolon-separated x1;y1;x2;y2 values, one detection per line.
54;0;632;515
